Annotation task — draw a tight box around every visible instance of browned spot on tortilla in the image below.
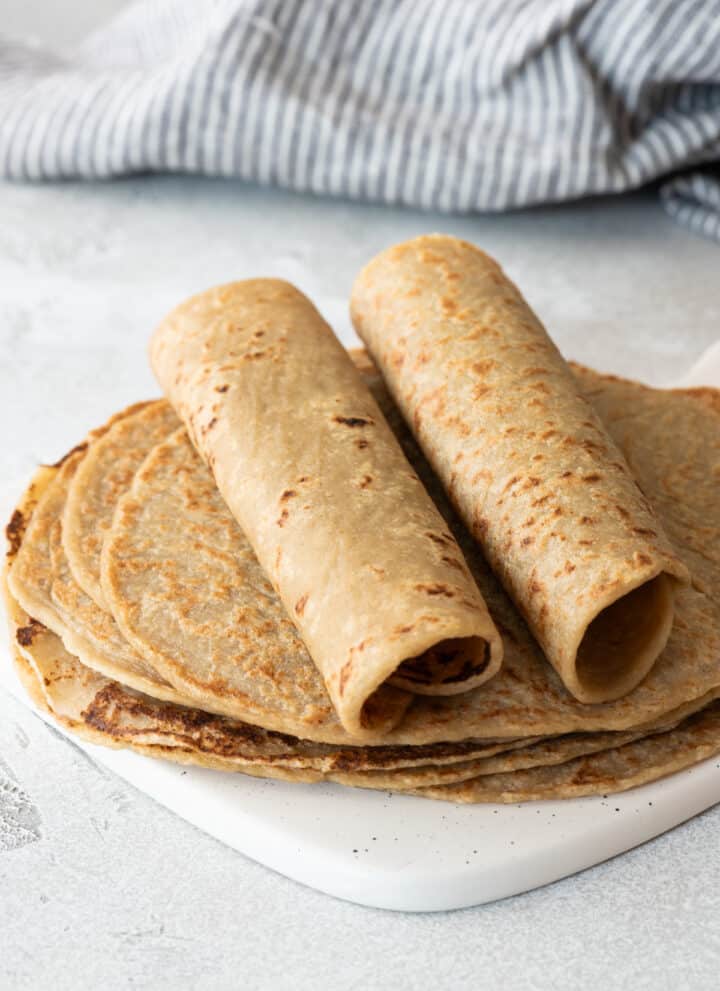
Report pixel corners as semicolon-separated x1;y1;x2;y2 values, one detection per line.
474;515;489;536
565;561;576;574
440;297;458;314
338;660;353;696
583;473;602;482
214;384;229;393
578;539;593;547
541;429;558;440
415;582;455;598
426;531;453;547
275;548;282;570
615;504;631;519
5;509;25;557
473;384;491;399
560;470;573;478
472;358;496;376
334;415;373;428
529;580;543;595
531;494;551;507
280;489;297;502
502;475;520;493
441;555;465;573
16;618;45;647
358;475;373;489
521;536;534;547
276;508;289;527
579;515;595;525
294;594;308;616
633;527;657;537
637;552;653;566
355;438;369;450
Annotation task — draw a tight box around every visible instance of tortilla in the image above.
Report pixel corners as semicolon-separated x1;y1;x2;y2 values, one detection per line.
2;582;532;786
6;462;533;771
149;278;502;737
351;236;689;703
63;400;180;609
412;700;720;803
99;358;720;744
7;454;193;706
8;357;720;750
8;583;720;801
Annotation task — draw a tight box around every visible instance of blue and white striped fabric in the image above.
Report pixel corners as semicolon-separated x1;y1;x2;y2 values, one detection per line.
1;0;719;240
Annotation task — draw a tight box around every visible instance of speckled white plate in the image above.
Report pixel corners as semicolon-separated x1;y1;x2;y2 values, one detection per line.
2;343;719;913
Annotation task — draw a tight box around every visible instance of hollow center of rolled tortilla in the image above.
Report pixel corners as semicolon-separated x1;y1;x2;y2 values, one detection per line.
574;574;674;702
389;636;489;693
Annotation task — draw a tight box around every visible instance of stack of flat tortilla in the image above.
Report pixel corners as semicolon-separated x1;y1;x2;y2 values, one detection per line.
5;235;720;804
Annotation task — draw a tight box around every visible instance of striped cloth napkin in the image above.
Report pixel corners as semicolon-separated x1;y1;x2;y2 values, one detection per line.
1;0;719;241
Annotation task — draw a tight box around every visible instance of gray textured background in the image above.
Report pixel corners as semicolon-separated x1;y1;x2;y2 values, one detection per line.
2;3;720;988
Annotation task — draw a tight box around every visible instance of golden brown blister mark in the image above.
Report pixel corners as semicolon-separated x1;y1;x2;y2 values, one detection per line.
633;527;657;537
583;473;602;483
415;582;456;598
358;475;373;489
280;489;297;502
441;555;466;573
355;438;369;450
5;509;25;557
531;493;551;507
471;358;496;376
338;660;353;697
16;618;45;647
276;508;289;528
214;384;229;393
295;594;308;617
636;552;653;566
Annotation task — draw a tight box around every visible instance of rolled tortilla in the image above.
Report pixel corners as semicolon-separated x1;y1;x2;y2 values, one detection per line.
351;235;689;704
150;279;502;738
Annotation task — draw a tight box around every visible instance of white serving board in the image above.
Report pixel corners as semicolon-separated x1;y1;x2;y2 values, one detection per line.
2;343;719;913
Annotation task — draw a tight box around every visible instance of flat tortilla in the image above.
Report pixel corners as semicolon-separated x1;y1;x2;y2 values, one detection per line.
8;584;720;801
8;359;720;748
63;400;180;609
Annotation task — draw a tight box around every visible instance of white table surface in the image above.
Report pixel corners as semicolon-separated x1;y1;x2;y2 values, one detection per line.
3;5;720;982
